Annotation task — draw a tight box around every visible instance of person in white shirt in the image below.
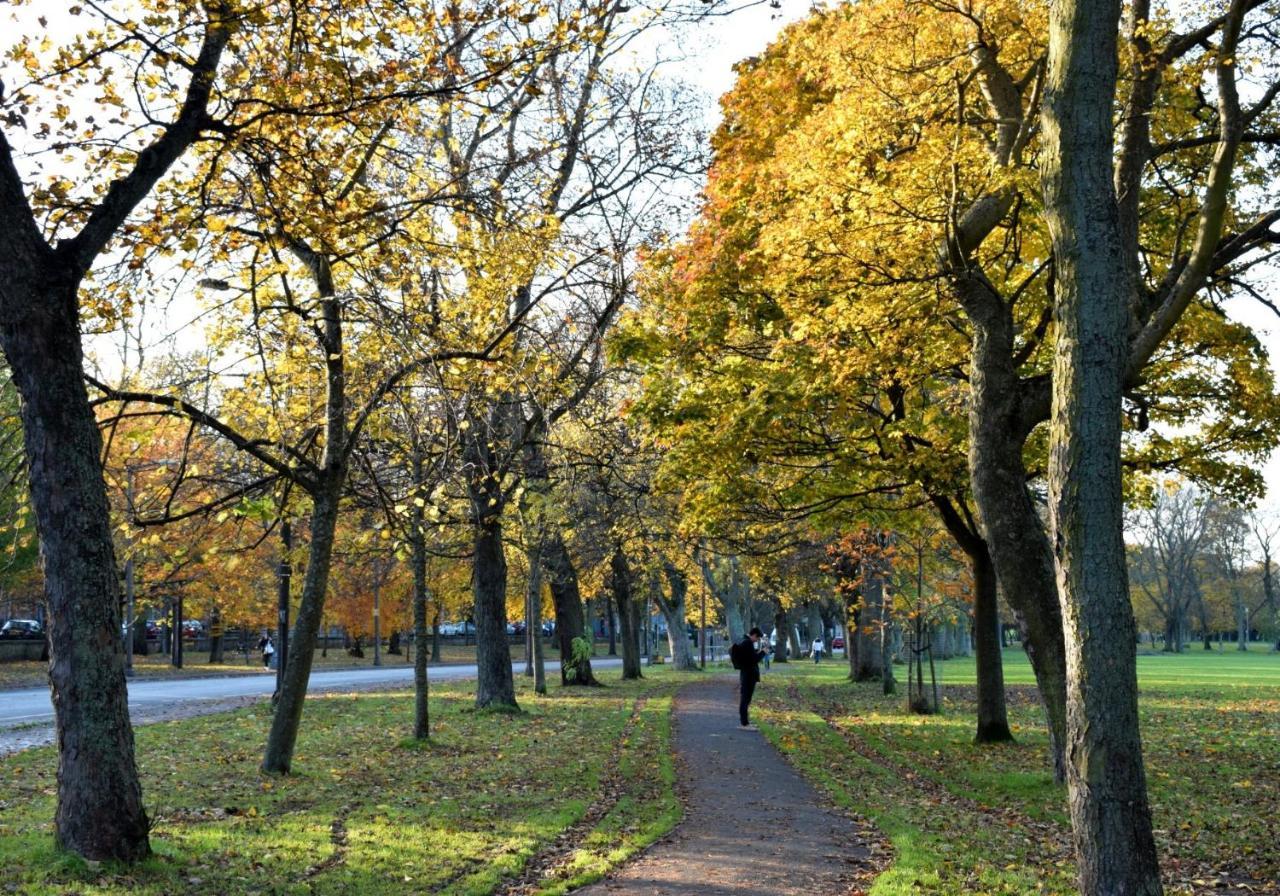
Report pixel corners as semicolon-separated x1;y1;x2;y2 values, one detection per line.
811;637;824;663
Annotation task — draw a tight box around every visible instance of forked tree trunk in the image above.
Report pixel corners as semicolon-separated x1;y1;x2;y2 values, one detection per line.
960;290;1070;781
657;562;698;671
544;533;597;685
1042;0;1163;886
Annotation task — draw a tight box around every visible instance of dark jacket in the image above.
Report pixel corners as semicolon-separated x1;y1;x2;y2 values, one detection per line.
736;636;763;684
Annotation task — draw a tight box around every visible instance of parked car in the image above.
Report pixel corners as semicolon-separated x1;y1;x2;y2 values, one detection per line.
541;621;555;636
438;621;475;636
510;621;527;636
0;619;43;639
831;636;845;650
181;620;204;637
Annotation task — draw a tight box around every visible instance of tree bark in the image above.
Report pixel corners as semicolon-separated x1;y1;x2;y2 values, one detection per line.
854;576;884;680
773;608;790;663
526;542;546;695
971;548;1013;742
472;512;518;708
958;283;1070;781
0;275;149;861
263;482;344;772
657;562;699;671
410;450;430;739
1042;0;1163;887
542;532;596;685
610;547;642;679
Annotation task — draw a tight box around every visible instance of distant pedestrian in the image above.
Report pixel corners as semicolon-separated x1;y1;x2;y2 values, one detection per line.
730;627;766;729
761;638;772;671
811;637;824;663
258;633;275;668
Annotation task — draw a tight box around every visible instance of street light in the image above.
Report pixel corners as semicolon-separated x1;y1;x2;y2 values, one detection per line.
122;458;177;677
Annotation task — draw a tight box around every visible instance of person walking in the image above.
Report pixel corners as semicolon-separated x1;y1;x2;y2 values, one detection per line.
811;636;824;663
731;627;766;729
258;632;275;668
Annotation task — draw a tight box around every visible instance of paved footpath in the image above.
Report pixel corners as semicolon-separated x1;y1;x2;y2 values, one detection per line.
576;677;873;896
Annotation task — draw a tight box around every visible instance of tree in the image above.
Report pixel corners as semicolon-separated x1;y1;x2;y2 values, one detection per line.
1127;480;1215;652
0;0;236;860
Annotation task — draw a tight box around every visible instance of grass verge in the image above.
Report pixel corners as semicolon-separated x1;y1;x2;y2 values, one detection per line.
754;649;1280;896
0;667;686;895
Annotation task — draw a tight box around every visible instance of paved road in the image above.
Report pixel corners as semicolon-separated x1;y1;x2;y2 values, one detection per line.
0;659;622;730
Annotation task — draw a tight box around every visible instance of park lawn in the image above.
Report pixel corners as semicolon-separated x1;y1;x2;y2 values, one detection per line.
0;667;684;896
755;649;1280;896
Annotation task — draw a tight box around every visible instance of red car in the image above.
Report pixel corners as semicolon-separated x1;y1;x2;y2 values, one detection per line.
831;637;845;649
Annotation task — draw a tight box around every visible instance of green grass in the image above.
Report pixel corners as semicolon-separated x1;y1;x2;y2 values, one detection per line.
755;650;1280;895
0;667;689;895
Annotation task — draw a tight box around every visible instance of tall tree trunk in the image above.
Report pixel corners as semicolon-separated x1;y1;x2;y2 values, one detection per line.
610;547;642;680
855;576;885;680
786;610;804;668
773;608;790;664
208;606;224;664
0;276;149;860
544;533;596;685
606;594;617;655
845;602;859;678
1042;0;1163;886
526;542;546;695
410;449;430;739
263;483;344;772
959;287;1070;781
472;513;518;708
972;548;1013;742
657;562;699;671
930;499;1015;745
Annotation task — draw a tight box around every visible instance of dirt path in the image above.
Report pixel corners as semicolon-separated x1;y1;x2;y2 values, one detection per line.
574;676;876;896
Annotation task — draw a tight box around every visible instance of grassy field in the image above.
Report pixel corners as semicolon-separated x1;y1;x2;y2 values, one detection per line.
0;640;615;691
0;668;682;896
756;648;1280;895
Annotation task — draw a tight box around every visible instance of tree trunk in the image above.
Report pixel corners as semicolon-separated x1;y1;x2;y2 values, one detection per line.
472;513;518;709
610;547;642;680
880;598;896;695
786;611;804;668
526;543;546;695
972;548;1013;742
0;276;149;861
430;607;441;663
959;277;1070;782
208;607;223;664
657;562;699;671
1042;0;1163;886
606;594;618;655
263;483;344;772
410;458;430;739
773;608;790;664
845;602;858;679
855;576;884;680
544;533;597;685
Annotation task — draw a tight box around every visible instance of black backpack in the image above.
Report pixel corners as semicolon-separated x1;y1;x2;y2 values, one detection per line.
730;640;745;670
